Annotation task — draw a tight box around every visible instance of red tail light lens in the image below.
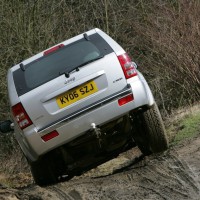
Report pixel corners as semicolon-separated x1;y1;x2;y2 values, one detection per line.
12;103;33;130
44;44;64;55
118;94;134;106
41;130;59;142
118;53;137;79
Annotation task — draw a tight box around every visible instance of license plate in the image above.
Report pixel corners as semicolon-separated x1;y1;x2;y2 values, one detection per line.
56;80;98;108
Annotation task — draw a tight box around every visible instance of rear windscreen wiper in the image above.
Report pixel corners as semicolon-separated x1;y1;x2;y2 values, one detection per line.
59;55;104;78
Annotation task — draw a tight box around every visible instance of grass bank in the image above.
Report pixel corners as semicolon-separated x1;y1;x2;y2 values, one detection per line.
166;103;200;145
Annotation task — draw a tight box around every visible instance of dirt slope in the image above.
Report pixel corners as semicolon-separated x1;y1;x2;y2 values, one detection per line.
1;134;200;200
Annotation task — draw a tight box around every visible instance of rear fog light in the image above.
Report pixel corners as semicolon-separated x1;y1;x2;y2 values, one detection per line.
118;94;134;106
41;130;59;142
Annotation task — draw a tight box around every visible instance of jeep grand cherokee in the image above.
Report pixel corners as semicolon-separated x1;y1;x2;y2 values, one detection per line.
7;28;168;186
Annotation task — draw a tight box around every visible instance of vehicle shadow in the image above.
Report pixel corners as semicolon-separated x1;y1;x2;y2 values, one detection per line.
92;154;146;179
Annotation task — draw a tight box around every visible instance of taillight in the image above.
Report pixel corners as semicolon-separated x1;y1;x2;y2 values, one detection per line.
43;44;64;55
118;94;134;106
41;130;59;142
12;103;33;130
117;53;137;79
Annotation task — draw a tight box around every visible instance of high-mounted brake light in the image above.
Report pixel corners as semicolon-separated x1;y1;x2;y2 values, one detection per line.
12;103;33;130
41;130;59;142
117;53;137;79
118;94;134;106
44;44;64;55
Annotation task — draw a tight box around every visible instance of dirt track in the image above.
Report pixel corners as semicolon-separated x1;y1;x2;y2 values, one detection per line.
1;134;200;200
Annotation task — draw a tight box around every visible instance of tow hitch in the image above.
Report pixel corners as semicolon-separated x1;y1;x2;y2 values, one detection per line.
91;123;106;148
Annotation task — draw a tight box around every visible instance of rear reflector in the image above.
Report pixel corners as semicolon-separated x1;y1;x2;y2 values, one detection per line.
118;94;134;106
118;53;137;79
12;103;33;130
41;130;59;142
44;44;64;55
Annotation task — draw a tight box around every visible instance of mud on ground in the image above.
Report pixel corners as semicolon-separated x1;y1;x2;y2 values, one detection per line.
1;133;200;200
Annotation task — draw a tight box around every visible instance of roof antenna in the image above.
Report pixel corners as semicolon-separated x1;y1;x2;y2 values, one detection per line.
83;33;90;41
19;63;25;71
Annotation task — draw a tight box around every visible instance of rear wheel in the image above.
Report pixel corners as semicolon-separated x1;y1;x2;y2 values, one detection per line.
30;157;58;186
131;103;168;155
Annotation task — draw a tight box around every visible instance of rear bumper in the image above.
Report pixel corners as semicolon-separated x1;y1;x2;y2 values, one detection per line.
38;86;133;132
18;77;154;161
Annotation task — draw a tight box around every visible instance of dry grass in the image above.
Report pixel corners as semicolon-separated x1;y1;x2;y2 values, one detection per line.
112;0;200;114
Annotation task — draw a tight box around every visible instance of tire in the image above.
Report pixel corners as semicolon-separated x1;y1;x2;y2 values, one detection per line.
131;103;169;155
30;157;58;186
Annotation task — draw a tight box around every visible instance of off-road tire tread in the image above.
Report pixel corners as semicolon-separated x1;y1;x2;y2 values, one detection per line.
131;103;168;155
30;158;58;186
142;103;169;153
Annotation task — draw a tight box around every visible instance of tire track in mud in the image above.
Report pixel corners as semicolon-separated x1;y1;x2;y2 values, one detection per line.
48;186;82;200
36;151;200;200
1;144;200;200
121;153;200;199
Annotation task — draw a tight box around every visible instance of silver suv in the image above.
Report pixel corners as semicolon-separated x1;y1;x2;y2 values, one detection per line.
7;28;168;186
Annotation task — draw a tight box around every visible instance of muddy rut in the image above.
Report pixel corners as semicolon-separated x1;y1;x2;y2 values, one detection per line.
1;136;200;200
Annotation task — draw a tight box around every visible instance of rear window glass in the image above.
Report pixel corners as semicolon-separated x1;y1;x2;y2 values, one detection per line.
13;33;113;96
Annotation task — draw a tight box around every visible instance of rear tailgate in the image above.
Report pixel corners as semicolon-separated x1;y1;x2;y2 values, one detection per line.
20;53;127;131
13;32;129;132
